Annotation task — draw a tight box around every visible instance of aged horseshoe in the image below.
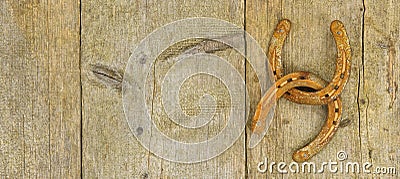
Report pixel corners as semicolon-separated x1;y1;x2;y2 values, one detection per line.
268;19;351;105
251;72;342;162
251;19;351;162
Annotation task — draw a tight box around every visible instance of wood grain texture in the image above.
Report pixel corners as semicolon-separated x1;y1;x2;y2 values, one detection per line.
0;0;80;178
361;0;400;175
2;0;400;178
81;0;245;178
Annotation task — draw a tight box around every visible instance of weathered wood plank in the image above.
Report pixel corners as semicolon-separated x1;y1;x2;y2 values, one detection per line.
361;0;400;177
244;1;283;178
1;3;33;177
0;0;80;178
81;0;245;178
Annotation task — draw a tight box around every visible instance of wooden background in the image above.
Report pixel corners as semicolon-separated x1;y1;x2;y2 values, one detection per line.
1;0;399;178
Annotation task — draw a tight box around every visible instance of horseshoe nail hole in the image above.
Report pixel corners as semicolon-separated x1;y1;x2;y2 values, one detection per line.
273;71;277;75
340;73;345;79
287;78;293;82
335;108;339;113
334;85;339;90
285;92;291;95
337;31;342;35
136;127;144;135
279;29;284;33
278;85;281;88
333;121;338;125
299;76;306;80
295;87;317;92
324;94;330;98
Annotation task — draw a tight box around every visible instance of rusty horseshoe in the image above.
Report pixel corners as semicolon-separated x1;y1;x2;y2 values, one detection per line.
251;19;351;162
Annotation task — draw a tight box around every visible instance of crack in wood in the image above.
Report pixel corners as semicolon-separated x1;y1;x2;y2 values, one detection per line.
339;118;352;128
90;64;123;91
181;39;231;56
387;40;397;109
376;39;398;109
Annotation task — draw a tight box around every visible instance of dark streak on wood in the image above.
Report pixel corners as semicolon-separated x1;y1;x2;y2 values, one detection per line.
181;40;231;56
141;172;149;179
91;64;123;91
387;40;397;108
339;118;352;128
375;39;398;108
371;23;399;109
158;39;231;63
368;149;373;159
